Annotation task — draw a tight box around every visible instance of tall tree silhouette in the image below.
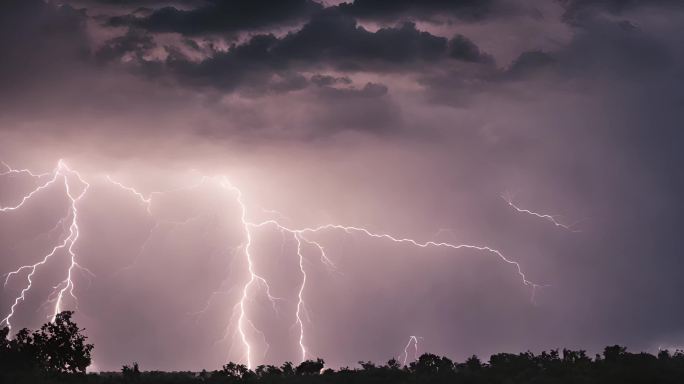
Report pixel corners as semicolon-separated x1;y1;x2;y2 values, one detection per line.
33;311;94;374
0;310;93;378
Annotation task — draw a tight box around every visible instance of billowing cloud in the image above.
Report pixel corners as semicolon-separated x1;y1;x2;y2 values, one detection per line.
337;0;499;22
109;0;323;34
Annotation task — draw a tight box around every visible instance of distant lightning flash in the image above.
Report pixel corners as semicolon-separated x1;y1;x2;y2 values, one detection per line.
402;336;422;366
1;160;91;333
2;162;546;369
502;192;578;231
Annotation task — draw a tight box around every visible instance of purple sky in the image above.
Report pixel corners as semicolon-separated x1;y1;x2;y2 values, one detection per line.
1;0;683;372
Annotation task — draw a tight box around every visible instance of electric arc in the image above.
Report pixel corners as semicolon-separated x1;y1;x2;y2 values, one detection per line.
2;161;544;369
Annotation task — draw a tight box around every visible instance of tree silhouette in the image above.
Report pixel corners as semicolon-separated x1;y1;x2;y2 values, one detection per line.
220;362;252;379
122;362;141;381
295;358;325;375
33;311;94;374
280;361;295;376
386;358;401;370
410;353;453;375
0;310;92;378
3;322;684;384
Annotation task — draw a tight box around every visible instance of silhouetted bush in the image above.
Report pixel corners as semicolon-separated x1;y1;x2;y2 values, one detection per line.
295;359;324;375
122;362;141;382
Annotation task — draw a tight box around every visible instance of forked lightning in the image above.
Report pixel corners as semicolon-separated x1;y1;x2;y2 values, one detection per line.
2;161;545;369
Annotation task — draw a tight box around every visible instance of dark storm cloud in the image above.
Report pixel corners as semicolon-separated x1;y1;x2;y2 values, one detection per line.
561;0;684;17
559;0;684;29
95;28;156;64
502;11;676;82
270;12;448;65
108;0;323;35
316;82;388;98
337;0;498;22
309;74;352;87
556;17;675;78
71;0;202;4
448;34;493;63
114;10;493;94
63;0;204;10
0;0;90;94
419;5;681;106
504;50;556;78
104;0;526;35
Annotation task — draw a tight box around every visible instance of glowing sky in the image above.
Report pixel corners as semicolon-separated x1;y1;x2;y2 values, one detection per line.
1;0;683;372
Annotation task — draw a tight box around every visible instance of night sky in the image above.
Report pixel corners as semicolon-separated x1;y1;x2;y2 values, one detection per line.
1;0;683;372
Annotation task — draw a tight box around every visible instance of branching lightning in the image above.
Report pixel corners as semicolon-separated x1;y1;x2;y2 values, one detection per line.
240;219;541;368
1;161;547;368
1;160;91;333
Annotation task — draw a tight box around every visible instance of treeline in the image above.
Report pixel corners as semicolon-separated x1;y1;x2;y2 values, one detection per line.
3;312;684;383
99;348;684;384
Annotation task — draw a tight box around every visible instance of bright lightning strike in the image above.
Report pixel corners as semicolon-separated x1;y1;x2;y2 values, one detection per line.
240;219;541;368
1;160;91;333
252;221;539;289
2;162;546;369
219;178;282;369
293;234;308;362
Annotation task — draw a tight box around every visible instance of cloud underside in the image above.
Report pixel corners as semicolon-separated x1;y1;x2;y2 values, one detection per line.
0;0;681;139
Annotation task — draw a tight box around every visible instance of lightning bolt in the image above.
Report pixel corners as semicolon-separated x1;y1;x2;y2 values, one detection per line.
2;162;545;369
252;221;539;288
502;192;579;231
290;233;331;362
105;175;152;214
293;234;308;362
0;161;52;179
402;336;422;366
105;175;222;276
105;175;279;368
239;220;541;367
1;160;91;333
50;163;92;321
218;178;282;369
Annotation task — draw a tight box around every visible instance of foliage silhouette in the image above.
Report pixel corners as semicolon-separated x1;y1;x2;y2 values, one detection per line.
1;311;93;381
2;314;684;383
122;362;141;381
295;358;325;375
